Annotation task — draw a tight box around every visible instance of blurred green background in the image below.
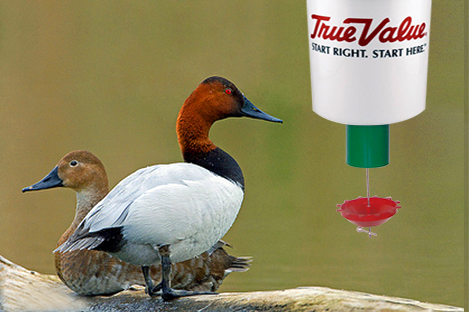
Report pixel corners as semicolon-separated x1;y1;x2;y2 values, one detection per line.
0;0;464;307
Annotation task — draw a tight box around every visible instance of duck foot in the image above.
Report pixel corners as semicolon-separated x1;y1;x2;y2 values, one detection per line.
143;267;217;299
142;266;161;297
158;245;217;301
142;246;220;300
151;281;162;293
146;282;162;297
161;289;218;301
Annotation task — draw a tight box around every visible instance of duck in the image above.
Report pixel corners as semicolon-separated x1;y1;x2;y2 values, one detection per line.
22;150;251;296
54;76;282;300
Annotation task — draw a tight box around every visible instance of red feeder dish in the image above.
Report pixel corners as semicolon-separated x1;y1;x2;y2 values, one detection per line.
336;196;401;237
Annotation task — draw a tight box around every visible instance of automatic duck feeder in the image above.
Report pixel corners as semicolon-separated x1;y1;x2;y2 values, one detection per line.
307;0;431;237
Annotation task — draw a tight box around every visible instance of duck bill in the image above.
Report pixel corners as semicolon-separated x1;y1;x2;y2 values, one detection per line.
240;96;283;123
22;166;64;192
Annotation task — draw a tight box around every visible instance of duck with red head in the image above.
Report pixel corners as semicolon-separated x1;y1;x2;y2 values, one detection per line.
177;76;282;189
54;76;282;300
23;150;251;295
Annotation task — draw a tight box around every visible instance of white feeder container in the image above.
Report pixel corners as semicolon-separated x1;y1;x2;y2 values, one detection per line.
307;0;431;168
307;0;432;126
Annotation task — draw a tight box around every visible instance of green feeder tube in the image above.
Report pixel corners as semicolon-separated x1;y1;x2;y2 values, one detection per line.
346;125;390;168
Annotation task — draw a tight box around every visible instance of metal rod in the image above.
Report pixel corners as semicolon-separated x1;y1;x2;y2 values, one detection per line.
356;226;377;237
366;168;370;207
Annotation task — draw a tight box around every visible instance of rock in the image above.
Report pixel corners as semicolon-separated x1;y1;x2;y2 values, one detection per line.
0;255;463;312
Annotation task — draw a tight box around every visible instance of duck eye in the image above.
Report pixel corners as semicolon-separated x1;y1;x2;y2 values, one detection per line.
70;160;78;167
225;88;232;95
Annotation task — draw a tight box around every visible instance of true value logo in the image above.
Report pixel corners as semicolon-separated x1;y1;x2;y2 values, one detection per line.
309;14;428;59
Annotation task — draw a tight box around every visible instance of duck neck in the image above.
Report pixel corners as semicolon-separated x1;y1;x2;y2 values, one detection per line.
74;189;105;223
177;111;217;157
177;105;245;190
57;183;109;246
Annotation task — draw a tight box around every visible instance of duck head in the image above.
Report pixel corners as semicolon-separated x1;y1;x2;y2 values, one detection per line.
177;76;282;155
22;150;109;195
179;76;282;123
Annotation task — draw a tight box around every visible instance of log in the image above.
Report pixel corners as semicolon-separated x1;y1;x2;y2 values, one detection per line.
0;254;462;312
0;254;86;311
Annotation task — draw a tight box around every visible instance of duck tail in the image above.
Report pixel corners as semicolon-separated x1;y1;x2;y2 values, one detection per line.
224;255;252;274
208;240;252;276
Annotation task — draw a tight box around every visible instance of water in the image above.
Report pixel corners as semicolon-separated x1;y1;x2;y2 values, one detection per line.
0;0;464;307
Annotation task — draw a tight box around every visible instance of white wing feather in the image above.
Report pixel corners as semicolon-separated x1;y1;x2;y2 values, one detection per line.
83;163;218;232
122;175;242;245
